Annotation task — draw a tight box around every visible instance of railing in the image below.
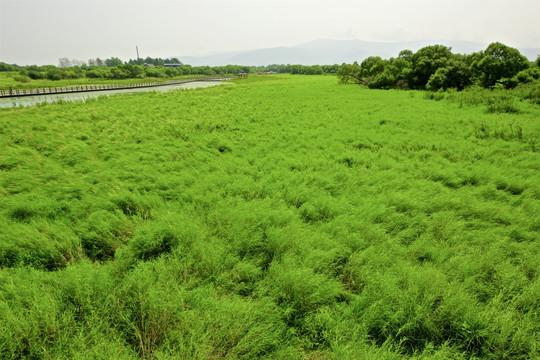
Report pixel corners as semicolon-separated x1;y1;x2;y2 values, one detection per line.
0;77;233;98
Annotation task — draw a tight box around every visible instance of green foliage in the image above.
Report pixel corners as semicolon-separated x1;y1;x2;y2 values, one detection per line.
27;70;45;80
144;67;166;78
426;58;472;91
361;56;385;77
302;65;324;75
105;57;123;67
338;42;536;91
442;83;539;111
44;67;84;81
128;57;182;66
0;62;15;72
46;68;64;80
0;75;538;358
84;70;99;79
524;83;540;104
485;98;521;114
424;91;445;101
337;62;362;84
410;45;454;88
515;67;540;85
13;74;31;83
474;42;530;88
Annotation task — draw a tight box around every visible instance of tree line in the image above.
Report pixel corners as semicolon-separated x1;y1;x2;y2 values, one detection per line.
1;43;538;88
337;42;539;90
0;59;337;82
0;60;252;82
252;64;340;74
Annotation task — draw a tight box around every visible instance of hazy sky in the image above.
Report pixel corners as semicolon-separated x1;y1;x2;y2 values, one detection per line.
1;0;539;65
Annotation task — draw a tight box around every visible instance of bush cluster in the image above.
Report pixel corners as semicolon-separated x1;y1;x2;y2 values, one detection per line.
338;42;539;91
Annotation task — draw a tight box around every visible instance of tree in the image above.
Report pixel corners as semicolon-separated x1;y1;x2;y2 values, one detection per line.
426;58;472;91
360;56;385;77
337;62;362;84
368;68;396;89
474;42;529;88
409;45;453;89
27;70;45;80
289;64;303;75
179;64;192;75
322;64;339;74
58;57;71;68
46;68;65;80
514;67;540;84
88;58;104;67
164;57;182;65
120;64;144;78
105;57;123;67
0;62;15;71
70;59;86;67
398;49;413;60
304;65;324;75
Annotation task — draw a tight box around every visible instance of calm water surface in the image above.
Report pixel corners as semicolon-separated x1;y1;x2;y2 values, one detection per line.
0;81;230;108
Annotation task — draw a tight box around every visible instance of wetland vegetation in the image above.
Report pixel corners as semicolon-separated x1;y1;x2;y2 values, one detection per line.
0;41;539;359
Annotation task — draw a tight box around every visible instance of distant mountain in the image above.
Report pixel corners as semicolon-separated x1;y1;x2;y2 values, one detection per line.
178;39;539;66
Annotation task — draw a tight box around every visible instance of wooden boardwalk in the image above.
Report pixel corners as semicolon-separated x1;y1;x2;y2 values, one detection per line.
0;77;233;98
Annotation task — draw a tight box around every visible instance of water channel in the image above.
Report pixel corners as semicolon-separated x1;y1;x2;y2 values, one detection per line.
0;81;230;108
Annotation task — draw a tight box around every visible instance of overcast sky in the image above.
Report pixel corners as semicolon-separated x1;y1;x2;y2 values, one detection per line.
1;0;539;65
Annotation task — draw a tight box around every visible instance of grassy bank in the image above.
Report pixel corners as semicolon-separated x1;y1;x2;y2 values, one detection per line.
0;75;538;359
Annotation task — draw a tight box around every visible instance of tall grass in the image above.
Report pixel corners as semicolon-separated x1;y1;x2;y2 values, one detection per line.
0;75;538;358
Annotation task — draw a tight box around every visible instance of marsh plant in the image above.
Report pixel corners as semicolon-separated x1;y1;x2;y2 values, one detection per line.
0;75;538;359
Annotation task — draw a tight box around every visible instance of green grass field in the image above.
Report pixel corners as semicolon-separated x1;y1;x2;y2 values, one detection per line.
0;75;538;359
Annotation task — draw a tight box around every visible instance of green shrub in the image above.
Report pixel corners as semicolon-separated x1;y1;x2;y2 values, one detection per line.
46;69;64;80
27;70;44;80
13;75;31;83
525;84;540;104
0;62;15;71
85;69;100;78
486;98;520;113
424;91;445;101
144;67;165;78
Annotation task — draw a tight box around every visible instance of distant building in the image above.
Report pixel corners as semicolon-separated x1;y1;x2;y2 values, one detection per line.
164;64;182;68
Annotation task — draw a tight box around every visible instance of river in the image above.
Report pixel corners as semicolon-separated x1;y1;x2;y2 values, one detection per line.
0;81;230;108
